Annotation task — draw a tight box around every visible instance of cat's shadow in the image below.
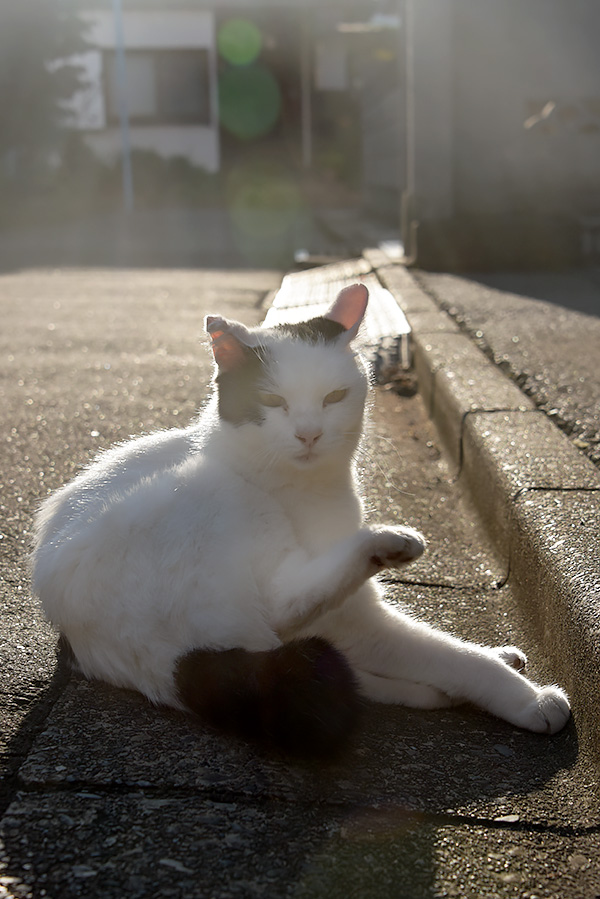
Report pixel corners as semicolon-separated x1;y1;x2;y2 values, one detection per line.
24;675;579;818
12;675;583;898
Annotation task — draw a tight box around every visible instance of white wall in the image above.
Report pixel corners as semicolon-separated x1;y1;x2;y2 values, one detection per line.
82;9;214;50
69;8;219;172
452;0;600;216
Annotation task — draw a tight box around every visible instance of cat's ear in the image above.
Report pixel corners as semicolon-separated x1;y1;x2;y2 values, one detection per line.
325;283;369;342
205;316;258;372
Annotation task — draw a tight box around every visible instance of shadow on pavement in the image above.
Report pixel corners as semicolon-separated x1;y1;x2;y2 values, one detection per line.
464;269;600;318
0;665;580;898
0;651;72;818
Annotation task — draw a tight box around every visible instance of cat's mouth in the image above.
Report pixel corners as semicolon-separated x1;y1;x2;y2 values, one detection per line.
295;449;319;465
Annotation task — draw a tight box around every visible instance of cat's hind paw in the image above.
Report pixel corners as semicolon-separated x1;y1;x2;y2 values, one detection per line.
495;645;527;672
367;526;426;572
517;686;571;735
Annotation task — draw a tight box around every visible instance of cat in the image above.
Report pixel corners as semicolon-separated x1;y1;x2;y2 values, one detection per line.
30;283;571;758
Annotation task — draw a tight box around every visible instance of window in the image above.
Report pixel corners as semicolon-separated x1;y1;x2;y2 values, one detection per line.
105;50;211;124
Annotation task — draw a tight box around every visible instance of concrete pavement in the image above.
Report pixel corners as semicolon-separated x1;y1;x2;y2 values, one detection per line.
413;268;600;466
371;261;600;761
1;256;600;896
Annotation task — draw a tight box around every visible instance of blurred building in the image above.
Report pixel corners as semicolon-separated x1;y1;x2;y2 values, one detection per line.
62;0;395;183
404;0;600;268
65;3;220;170
60;0;600;268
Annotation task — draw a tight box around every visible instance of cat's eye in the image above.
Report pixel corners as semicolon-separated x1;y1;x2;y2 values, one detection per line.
323;388;348;406
258;392;287;408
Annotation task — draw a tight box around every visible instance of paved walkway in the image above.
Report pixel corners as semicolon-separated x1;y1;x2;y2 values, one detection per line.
1;258;600;897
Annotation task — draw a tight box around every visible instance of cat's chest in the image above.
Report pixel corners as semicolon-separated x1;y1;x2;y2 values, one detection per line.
274;484;361;553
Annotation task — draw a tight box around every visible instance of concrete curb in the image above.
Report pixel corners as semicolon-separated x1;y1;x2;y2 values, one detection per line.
375;262;600;753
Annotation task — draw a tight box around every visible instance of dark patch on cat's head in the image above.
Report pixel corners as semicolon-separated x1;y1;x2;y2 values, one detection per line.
214;316;345;426
274;316;346;344
215;345;267;426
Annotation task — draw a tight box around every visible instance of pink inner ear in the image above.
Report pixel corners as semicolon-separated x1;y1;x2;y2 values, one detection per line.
326;283;369;334
209;330;247;372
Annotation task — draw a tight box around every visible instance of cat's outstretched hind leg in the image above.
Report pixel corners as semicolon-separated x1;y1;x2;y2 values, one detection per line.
174;637;360;759
318;593;571;735
356;670;456;709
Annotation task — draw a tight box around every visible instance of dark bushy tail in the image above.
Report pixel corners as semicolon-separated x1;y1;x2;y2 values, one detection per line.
174;637;360;759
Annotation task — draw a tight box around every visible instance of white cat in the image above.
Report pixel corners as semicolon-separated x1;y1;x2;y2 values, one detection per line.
31;283;570;757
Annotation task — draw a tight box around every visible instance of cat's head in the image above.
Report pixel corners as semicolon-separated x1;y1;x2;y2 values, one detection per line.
205;284;369;472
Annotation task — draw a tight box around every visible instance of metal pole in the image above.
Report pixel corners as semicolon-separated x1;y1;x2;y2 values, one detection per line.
208;13;220;172
300;11;312;168
112;0;134;212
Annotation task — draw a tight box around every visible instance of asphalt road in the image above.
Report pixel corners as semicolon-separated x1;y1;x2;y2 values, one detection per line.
1;266;599;898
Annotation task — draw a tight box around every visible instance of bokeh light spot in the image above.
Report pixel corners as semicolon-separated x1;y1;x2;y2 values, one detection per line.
218;64;281;140
226;161;306;266
218;18;262;66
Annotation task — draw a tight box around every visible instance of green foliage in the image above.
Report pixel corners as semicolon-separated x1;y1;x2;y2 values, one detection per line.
0;144;225;231
0;0;88;180
101;149;224;207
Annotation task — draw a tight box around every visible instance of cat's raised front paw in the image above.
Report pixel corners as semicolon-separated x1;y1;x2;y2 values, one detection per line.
367;526;426;571
495;645;527;672
516;686;571;735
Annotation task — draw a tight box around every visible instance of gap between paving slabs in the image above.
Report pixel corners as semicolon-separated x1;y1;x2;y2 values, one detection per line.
376;261;600;762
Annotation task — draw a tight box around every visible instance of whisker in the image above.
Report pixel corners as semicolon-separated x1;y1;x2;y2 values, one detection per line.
353;441;417;498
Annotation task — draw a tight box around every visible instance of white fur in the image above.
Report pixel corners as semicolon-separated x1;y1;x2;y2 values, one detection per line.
31;293;571;734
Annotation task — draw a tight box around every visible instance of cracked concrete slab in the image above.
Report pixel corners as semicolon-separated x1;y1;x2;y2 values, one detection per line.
403;328;534;470
14;661;590;830
414;270;600;467
509;491;600;750
462;410;600;552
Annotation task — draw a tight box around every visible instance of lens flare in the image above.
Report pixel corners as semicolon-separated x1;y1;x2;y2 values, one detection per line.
226;162;305;265
218;64;281;140
217;18;262;66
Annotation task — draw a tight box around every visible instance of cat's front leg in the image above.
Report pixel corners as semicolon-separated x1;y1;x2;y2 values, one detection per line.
363;526;427;574
493;645;527;672
270;526;426;636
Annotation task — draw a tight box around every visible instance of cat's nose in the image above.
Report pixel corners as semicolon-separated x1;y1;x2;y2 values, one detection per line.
295;428;323;448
